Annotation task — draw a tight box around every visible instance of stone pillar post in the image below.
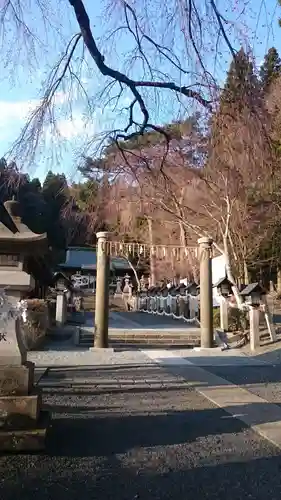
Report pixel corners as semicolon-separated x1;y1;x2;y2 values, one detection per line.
94;231;111;348
198;237;213;348
115;277;122;295
56;292;67;327
189;296;198;320
249;307;260;351
262;298;277;342
220;296;228;331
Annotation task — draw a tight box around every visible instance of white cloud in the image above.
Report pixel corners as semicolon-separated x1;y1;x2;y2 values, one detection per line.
0;90;98;178
0;89;74;128
55;114;94;139
0;99;39;152
0;93;96;150
53;91;68;106
0;99;37;126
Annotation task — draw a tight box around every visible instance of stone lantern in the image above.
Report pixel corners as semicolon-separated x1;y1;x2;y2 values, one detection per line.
215;277;233;298
240;283;265;307
240;283;266;351
0;198;48;304
0;198;49;451
186;282;199;297
123;273;131;294
214;277;234;332
53;271;73;326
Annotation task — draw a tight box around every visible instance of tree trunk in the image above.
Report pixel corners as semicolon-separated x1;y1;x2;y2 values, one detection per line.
147;217;156;286
126;258;141;292
179;221;199;282
243;260;249;285
277;267;281;294
223;237;243;307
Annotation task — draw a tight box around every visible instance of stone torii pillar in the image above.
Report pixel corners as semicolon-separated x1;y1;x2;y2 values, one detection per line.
198;237;213;348
94;231;111;348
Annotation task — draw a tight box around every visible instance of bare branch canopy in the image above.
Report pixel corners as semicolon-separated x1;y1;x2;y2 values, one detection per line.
0;0;262;160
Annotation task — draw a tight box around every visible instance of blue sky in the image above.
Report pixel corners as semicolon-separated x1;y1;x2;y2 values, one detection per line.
0;0;280;183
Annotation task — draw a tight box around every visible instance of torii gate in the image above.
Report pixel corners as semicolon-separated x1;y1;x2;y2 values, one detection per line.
94;231;213;349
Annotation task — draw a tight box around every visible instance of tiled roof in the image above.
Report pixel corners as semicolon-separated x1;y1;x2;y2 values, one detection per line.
59;247;131;271
111;257;131;270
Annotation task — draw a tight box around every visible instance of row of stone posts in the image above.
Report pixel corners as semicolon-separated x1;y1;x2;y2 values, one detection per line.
94;232;214;349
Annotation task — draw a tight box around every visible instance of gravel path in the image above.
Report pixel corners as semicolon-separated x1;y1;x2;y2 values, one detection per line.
1;364;281;499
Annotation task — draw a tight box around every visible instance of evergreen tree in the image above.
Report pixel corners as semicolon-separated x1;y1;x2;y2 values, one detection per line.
221;47;260;108
260;47;281;90
29;178;42;193
41;171;69;248
42;171;68;212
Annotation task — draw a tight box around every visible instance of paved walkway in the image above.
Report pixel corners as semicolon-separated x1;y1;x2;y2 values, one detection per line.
28;346;154;367
83;310;199;331
142;348;281;449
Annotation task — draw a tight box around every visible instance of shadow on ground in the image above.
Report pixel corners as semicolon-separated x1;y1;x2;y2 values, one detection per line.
45;404;281;457
1;363;281;499
1;406;281;499
1;457;281;500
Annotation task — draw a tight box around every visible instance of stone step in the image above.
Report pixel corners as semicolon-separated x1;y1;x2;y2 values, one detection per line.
110;297;128;311
80;337;200;344
0;410;50;452
79;329;244;348
0;392;41;422
79;332;200;340
79;331;201;347
83;297;95;311
0;362;34;397
79;329;200;335
67;312;85;325
83;295;128;312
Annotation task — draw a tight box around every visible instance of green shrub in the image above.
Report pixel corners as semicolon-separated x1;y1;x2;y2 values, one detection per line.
213;308;220;328
213;306;249;332
22;299;50;349
228;307;249;332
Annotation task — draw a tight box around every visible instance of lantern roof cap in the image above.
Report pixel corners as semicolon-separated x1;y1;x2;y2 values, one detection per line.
213;276;234;288
0;197;47;242
240;282;265;296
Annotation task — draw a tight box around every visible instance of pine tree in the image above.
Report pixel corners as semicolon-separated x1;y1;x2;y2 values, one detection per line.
221;47;260;108
260;47;281;90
